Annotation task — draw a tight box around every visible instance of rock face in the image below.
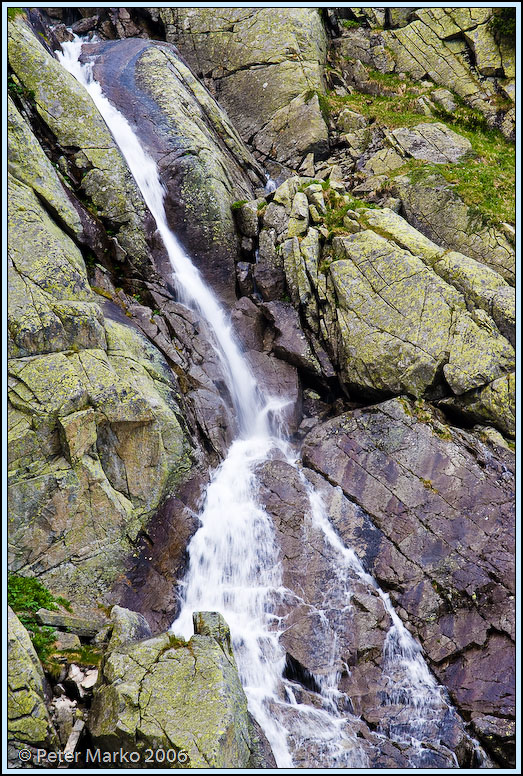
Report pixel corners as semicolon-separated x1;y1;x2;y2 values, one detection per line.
158;8;330;172
8;607;59;761
7;6;516;771
391;174;515;285
301;398;515;763
90;611;264;768
87;37;263;304
7;20;193;607
8;16;154;273
236;178;515;437
255;456;482;768
337;8;514;137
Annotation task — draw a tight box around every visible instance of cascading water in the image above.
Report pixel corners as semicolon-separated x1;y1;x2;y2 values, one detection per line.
59;36;466;768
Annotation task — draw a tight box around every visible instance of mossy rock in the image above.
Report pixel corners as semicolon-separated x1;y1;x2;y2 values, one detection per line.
90;614;255;768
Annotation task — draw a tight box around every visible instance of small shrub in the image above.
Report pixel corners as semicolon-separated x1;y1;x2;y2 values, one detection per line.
8;573;68;613
8;574;72;661
27;626;57;663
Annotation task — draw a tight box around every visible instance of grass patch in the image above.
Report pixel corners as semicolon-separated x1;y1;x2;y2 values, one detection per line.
340;19;363;30
328;89;434;129
56;645;103;667
326;70;515;227
7;7;25;20
231;199;248;211
388;126;515;227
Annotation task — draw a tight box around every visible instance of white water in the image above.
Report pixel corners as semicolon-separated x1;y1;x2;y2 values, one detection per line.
305;486;458;764
59;37;461;768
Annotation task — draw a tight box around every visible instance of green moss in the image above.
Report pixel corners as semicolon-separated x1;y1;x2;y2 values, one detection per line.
231;199;248;211
421;478;437;492
489;8;516;43
341;19;363;30
55;645;103;667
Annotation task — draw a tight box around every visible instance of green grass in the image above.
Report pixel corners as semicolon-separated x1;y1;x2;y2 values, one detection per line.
387;125;515;226
326;65;515;227
340;19;362;30
57;645;103;667
7;7;25;20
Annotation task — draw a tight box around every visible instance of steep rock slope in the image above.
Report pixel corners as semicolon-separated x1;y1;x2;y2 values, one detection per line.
87;36;264;304
158;8;330;174
8;7;516;769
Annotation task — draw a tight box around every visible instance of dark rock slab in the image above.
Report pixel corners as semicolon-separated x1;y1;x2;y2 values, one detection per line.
302;397;515;764
88;38;263;304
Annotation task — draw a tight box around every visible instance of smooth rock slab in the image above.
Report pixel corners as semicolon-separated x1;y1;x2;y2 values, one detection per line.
389;122;472;163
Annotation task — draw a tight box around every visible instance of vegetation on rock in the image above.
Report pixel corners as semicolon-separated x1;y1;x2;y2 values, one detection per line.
8;574;72;661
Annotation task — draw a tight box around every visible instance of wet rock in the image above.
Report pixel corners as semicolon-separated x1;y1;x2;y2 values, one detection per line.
8;16;154;272
260;301;322;376
236;261;254;297
302;397;515;762
115;479;203;633
471;714;515;767
246;350;302;433
231;297;266;352
255;459;476;767
90;37;262;304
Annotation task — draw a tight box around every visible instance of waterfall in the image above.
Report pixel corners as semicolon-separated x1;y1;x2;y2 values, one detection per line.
58;37;464;769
